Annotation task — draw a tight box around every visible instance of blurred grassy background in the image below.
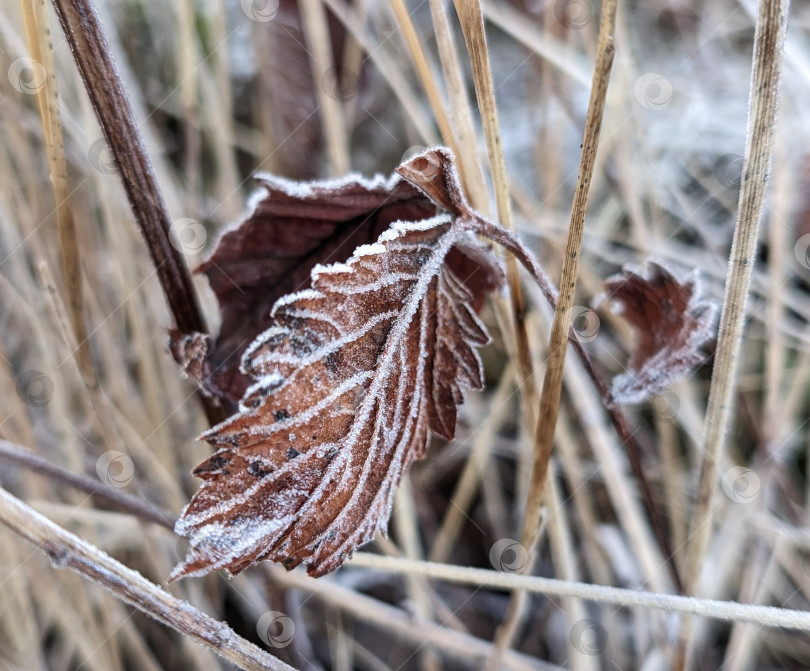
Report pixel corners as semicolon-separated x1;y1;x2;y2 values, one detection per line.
1;0;810;669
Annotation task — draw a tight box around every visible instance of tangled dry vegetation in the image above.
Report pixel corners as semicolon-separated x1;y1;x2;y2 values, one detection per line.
1;0;810;670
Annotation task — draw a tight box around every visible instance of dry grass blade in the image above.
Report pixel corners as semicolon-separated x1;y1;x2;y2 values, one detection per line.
271;565;558;671
0;486;296;671
348;554;810;631
20;0;92;385
300;0;350;175
522;0;617;556
323;0;438;144
454;0;538;415
678;0;791;667
429;0;489;212
389;0;456;157
482;2;590;86
485;0;619;664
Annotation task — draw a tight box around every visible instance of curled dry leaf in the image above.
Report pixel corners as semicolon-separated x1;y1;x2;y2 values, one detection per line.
171;148;505;579
168;329;209;390
598;262;718;404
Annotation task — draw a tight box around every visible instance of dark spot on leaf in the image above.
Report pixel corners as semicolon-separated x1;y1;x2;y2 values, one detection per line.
413;248;430;265
218;435;240;448
324;350;341;375
248;461;274;478
194;453;230;475
274;409;290;422
284;315;306;331
287;447;301;459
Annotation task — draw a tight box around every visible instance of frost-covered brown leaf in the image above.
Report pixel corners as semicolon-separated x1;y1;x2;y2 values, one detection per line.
180;158;502;404
189;174;436;402
598;262;718;403
171;149;505;579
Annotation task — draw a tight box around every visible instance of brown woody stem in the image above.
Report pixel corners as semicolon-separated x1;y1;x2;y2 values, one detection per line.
49;0;225;426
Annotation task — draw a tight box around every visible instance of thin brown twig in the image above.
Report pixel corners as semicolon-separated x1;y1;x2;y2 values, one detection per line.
49;0;225;426
0;486;296;671
0;439;174;529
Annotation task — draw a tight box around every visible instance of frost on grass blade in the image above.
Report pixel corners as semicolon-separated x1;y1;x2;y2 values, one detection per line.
171;210;502;580
597;261;718;404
